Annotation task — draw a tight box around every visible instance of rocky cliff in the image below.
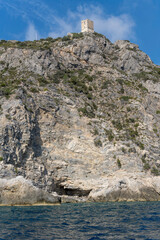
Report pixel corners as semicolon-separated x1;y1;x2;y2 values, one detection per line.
1;33;160;205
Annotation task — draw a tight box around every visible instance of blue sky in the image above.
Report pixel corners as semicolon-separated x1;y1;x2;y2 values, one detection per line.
0;0;160;64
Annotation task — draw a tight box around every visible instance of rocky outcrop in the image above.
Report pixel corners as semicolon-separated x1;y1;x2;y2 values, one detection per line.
88;171;160;202
114;40;152;73
0;176;60;205
0;34;151;76
0;33;160;204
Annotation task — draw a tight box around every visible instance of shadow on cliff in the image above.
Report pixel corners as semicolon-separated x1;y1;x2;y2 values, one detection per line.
31;122;43;157
21;116;43;165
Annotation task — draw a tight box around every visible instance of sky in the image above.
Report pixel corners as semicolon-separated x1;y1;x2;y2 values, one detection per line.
0;0;160;64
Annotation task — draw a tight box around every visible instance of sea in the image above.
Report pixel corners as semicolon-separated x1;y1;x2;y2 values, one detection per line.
0;202;160;240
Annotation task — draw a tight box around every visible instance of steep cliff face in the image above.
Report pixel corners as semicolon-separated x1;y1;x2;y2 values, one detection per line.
0;33;160;204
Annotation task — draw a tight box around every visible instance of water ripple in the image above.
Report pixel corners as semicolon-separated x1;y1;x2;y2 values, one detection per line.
0;202;160;239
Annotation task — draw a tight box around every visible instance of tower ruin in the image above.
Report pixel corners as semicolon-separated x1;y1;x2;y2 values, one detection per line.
81;19;94;33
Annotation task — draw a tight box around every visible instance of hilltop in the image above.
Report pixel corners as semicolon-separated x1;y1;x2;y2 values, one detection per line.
1;32;160;204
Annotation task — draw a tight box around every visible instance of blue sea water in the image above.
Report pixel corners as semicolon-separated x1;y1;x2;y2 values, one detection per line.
0;202;160;240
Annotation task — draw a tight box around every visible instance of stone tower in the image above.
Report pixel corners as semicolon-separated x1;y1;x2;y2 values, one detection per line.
81;19;94;33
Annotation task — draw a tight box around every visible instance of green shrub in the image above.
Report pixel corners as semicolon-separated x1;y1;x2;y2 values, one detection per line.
127;107;131;112
143;163;150;170
43;88;48;91
84;74;93;82
105;129;114;141
88;86;93;91
14;167;18;174
127;128;139;139
3;88;13;98
38;77;48;86
94;139;102;147
102;80;110;89
108;134;114;141
72;33;83;39
115;45;120;50
25;106;33;112
153;67;160;75
0;82;6;87
128;118;135;123
112;56;118;60
92;102;97;110
153;128;158;133
62;36;71;41
117;159;121;168
121;147;126;153
151;167;159;176
67;74;90;95
45;37;54;42
102;53;106;59
141;155;146;163
134;72;149;81
128;147;136;153
30;87;39;93
87;93;92;99
134;123;139;128
0;40;7;43
126;47;137;52
119;88;124;94
78;107;95;118
120;96;131;101
93;128;99;135
94;32;104;38
0;61;5;65
50;70;66;83
70;75;78;85
136;141;144;150
0;157;3;161
138;83;148;92
5;114;11;120
116;78;124;85
112;120;123;130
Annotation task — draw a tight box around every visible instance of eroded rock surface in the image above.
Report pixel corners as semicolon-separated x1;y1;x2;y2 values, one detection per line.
0;33;160;204
88;171;160;202
0;176;60;205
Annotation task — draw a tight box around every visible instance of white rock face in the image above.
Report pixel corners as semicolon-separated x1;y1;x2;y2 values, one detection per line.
88;171;160;202
0;34;160;204
0;176;60;205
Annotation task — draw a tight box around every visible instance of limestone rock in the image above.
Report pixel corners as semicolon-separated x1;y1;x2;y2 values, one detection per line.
88;171;160;202
0;176;60;205
0;33;160;204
